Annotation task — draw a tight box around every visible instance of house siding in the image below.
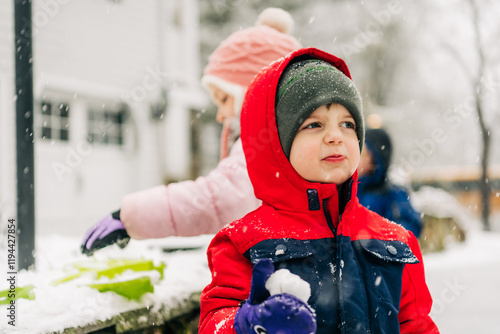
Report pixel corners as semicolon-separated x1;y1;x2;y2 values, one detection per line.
0;0;206;236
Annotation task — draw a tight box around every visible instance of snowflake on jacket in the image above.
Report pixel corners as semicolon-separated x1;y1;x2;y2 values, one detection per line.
199;48;439;334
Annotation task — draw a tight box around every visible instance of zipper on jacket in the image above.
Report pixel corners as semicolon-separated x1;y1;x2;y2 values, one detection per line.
322;198;337;235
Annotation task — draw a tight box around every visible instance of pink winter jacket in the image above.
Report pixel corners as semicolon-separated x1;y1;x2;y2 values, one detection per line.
120;138;261;239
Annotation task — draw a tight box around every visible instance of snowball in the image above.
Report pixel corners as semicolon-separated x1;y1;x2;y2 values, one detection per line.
265;269;311;303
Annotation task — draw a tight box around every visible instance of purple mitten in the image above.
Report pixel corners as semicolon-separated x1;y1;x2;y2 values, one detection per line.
81;210;130;256
234;259;317;334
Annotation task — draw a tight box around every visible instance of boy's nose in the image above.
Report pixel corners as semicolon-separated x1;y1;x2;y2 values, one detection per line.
324;126;343;145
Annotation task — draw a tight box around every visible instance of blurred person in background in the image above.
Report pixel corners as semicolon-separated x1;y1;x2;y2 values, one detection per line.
80;8;301;255
358;127;422;237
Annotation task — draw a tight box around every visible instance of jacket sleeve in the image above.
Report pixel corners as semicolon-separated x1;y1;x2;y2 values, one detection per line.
399;234;440;333
199;231;253;334
120;139;261;239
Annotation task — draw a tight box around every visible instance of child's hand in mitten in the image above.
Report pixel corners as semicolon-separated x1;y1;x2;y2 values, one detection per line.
81;210;130;256
234;258;316;334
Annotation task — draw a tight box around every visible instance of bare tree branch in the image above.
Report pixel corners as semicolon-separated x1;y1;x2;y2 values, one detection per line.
468;0;492;231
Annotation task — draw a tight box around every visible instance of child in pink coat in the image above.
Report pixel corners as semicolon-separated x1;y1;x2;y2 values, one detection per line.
81;8;301;254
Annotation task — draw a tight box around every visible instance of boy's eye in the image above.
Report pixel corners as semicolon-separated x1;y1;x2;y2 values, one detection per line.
303;122;321;129
341;121;356;130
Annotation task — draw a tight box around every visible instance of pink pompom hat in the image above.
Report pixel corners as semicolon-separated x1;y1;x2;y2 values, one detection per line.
202;7;301;111
202;8;301;159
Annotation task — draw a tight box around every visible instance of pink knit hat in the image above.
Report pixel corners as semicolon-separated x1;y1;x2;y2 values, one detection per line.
203;8;301;160
202;8;301;100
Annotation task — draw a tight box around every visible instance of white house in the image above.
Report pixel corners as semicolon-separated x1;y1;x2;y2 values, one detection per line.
0;0;208;237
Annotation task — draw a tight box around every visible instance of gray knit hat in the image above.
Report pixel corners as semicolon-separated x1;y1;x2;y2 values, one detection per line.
275;59;364;159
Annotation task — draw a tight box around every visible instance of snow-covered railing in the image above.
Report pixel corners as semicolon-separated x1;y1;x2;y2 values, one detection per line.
0;235;212;333
59;291;201;333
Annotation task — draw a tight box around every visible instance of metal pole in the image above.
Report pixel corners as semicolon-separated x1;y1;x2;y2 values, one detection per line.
14;0;35;270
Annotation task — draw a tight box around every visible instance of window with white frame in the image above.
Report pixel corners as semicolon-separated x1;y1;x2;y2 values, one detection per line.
40;101;70;141
87;104;128;146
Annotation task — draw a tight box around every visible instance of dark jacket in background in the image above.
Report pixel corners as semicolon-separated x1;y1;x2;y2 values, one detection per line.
358;128;422;238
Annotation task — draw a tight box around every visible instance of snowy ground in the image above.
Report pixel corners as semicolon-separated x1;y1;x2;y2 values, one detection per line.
1;225;500;333
424;229;500;333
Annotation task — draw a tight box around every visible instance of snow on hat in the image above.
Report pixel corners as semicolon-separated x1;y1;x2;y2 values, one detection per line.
201;7;301;114
275;59;364;159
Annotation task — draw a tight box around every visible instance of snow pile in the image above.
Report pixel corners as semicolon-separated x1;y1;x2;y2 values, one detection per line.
0;234;212;333
265;269;311;303
424;229;500;270
411;186;476;230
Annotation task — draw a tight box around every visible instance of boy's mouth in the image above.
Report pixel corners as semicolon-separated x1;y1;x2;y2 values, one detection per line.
323;154;345;163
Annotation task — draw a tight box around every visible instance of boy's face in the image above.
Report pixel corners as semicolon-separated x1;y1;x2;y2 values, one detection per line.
289;103;360;184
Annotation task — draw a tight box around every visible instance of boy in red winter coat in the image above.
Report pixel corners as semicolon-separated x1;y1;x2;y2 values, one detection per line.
199;48;439;334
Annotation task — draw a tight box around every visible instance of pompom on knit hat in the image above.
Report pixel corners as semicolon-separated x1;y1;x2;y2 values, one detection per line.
275;58;364;159
201;7;301;113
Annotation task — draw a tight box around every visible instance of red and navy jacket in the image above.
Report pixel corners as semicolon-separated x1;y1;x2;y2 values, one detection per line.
199;48;439;334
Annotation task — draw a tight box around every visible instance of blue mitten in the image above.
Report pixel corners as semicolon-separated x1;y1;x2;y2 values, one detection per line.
234;259;317;334
81;210;130;256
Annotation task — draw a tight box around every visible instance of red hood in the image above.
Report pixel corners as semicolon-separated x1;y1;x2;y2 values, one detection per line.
241;48;359;213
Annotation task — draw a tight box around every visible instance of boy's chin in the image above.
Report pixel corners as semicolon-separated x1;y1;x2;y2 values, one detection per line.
307;175;353;185
299;165;356;185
